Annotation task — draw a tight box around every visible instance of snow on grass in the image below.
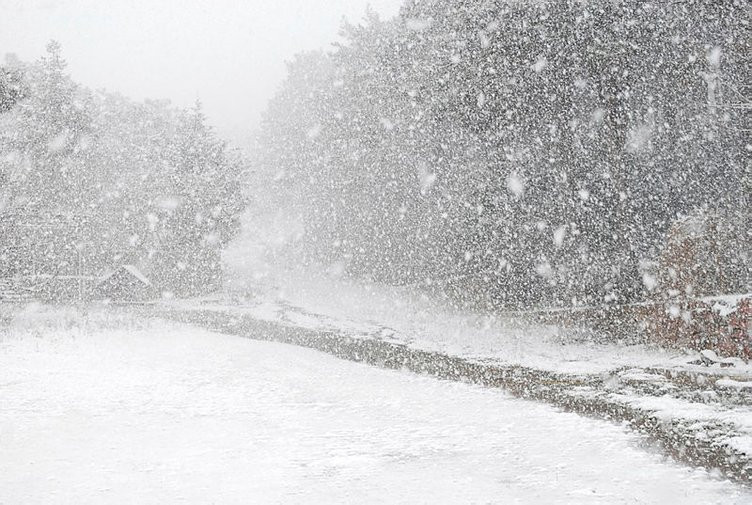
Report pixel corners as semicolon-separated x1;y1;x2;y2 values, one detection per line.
716;379;752;390
1;306;750;504
605;391;752;455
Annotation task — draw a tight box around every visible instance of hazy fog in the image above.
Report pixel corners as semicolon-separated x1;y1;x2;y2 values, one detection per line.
0;0;403;148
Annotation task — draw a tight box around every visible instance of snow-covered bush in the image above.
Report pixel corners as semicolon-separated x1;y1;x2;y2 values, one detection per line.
643;207;751;358
644;295;751;360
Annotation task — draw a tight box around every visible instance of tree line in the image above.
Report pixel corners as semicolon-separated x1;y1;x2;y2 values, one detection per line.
251;0;750;309
0;42;245;297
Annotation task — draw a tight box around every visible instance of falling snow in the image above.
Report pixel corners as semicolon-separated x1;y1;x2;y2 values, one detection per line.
1;0;751;502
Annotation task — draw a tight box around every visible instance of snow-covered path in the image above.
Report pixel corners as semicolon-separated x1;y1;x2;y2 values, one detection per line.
1;315;749;504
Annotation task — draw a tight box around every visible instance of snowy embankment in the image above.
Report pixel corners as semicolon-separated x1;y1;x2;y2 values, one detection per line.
1;305;750;504
220;270;752;377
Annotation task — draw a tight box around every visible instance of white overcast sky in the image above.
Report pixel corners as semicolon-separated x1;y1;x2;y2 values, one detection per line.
0;0;404;147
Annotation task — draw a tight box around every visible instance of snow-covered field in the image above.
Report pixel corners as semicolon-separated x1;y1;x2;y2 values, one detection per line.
1;306;750;504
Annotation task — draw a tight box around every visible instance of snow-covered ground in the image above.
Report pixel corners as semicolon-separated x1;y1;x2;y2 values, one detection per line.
1;306;750;504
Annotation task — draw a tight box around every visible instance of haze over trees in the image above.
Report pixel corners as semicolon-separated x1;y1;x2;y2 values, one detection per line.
0;42;245;297
3;2;752;499
248;0;750;310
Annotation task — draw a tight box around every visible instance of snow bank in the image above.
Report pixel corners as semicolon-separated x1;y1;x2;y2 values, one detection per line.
213;267;722;376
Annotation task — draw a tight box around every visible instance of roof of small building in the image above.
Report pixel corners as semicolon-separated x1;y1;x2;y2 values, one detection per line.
122;265;151;286
100;265;152;287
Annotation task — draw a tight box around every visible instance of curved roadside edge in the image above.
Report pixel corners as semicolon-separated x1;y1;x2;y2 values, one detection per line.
149;306;752;486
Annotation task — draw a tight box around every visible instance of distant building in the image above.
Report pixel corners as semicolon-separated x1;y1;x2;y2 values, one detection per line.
95;265;156;302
